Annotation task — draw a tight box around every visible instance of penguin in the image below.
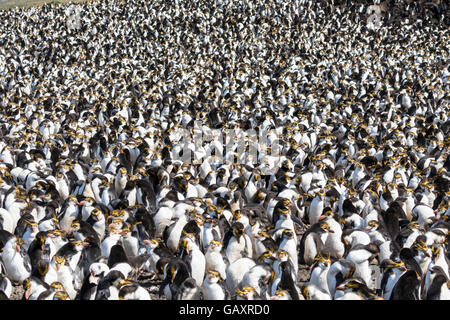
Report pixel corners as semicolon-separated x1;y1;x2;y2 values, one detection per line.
159;257;191;300
100;226;122;258
239;257;274;299
95;269;127;300
335;278;380;300
85;207;107;241
58;195;80;232
202;217;223;253
298;221;334;266
277;228;298;275
142;238;173;275
37;281;69;300
223;222;253;264
308;189;325;225
304;253;332;300
422;243;450;298
347;241;380;282
319;208;345;260
251;230;278;259
0;274;12;300
326;259;356;299
120;223;140;257
379;258;407;300
27;231;51;275
69;219;100;244
232;286;261;300
270;289;292;300
425;266;450;300
177;237;205;287
0;236;31;283
202;269;230;300
163;210;189;254
77;262;110;300
15;217;39;252
271;249;301;300
175;277;202;300
56;238;85;273
22;276;50;300
410;235;432;276
389;269;422;300
77;235;102;288
114;167;128;198
118;280;151;300
204;240;227;281
48;253;77;299
225;257;256;294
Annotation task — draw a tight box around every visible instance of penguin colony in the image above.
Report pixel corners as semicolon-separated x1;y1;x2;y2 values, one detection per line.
0;0;449;300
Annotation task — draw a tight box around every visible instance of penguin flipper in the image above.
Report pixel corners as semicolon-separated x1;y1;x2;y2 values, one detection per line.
162;221;175;247
222;230;233;251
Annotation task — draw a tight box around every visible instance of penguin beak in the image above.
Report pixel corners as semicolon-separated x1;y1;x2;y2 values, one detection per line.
25;288;31;300
16;244;21;253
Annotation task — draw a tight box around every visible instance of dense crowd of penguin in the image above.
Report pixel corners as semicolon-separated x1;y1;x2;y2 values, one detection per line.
0;0;449;300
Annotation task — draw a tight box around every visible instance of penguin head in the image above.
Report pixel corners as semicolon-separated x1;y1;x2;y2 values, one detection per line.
431;243;443;263
52;254;67;271
258;251;276;264
411;236;430;257
281;229;294;240
69;238;84;251
363;220;379;231
205;269;223;284
53;290;70;300
50;281;66;294
232;210;242;221
111;209;126;220
276;249;289;262
319;221;334;233
24;218;38;231
380;258;406;272
208;240;223;252
90;208;104;221
117;278;133;290
191;212;205;227
275;206;290;219
69;219;81;233
178;238;193;256
335;278;373;299
255;189;265;202
270;289;291;300
312;252;331;269
231;222;245;239
118;167;127;176
144;239;160;249
234;286;256;300
319;207;334;221
89;263;110;283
